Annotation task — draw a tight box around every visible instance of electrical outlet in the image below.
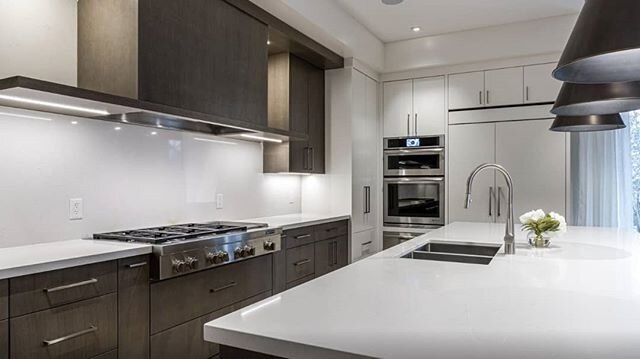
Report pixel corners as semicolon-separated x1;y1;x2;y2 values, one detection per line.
69;198;83;220
216;193;224;209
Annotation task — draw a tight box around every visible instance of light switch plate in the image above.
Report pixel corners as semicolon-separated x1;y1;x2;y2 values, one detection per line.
69;198;83;220
216;193;224;209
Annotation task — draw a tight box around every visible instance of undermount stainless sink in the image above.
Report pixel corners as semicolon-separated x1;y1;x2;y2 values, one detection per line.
402;241;501;265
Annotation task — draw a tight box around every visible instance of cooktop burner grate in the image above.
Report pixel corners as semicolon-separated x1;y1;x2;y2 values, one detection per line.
93;223;249;244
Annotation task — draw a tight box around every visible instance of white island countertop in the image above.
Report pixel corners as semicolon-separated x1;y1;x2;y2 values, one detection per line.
204;222;640;359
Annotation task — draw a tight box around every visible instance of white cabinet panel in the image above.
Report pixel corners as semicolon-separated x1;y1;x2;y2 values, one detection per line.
448;123;496;223
495;119;566;223
448;71;484;110
352;71;378;233
352;228;378;262
383;80;412;138
413;76;446;136
524;63;562;104
484;67;524;107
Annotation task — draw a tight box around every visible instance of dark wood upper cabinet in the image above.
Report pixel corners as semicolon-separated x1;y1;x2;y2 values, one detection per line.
264;53;325;174
78;0;268;129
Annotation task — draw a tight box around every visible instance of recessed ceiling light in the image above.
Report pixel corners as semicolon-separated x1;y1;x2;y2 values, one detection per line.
151;131;158;135
114;126;122;131
0;94;108;116
411;26;421;32
382;0;404;5
71;121;78;125
267;40;271;45
240;134;283;143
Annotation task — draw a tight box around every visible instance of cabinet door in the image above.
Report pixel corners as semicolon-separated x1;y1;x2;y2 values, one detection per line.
139;0;268;127
448;123;496;223
495;119;566;222
413;76;446;136
448;71;484;110
352;229;377;262
289;55;310;135
383;80;413;138
484;67;524;107
118;256;150;359
524;63;562;104
352;71;379;233
308;64;325;173
0;319;6;359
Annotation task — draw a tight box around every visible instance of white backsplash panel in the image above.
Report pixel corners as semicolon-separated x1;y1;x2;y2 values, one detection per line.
0;107;301;247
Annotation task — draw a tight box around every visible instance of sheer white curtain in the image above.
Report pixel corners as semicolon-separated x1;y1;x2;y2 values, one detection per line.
570;114;634;228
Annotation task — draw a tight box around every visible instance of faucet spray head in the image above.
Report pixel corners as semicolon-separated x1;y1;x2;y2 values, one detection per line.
464;193;472;209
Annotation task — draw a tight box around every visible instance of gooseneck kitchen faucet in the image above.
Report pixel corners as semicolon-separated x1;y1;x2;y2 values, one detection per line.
464;163;516;255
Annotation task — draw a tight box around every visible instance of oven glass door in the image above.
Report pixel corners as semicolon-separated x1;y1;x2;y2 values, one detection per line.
384;149;444;176
384;177;444;225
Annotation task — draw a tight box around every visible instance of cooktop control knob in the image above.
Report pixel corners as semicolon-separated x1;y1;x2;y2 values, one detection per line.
185;256;198;270
247;245;256;256
171;258;186;273
234;247;244;258
211;251;227;264
205;252;216;264
222;251;230;262
263;240;276;251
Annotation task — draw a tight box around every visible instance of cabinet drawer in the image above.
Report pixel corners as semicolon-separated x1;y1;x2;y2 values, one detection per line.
10;293;117;359
10;261;117;317
315;220;348;241
91;350;117;359
285;274;314;290
150;255;272;334
315;235;349;277
283;226;316;249
286;243;315;283
0;320;7;359
150;291;271;359
0;280;7;320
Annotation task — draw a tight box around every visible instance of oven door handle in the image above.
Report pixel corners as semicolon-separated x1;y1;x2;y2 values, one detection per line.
383;148;444;155
383;177;444;183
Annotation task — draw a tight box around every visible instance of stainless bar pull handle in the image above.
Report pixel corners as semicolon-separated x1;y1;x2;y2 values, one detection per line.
407;114;410;136
414;113;418;136
309;147;314;171
127;262;147;269
525;86;530;101
43;325;98;346
295;234;311;240
362;241;372;246
479;91;483;105
489;187;494;217
44;278;98;293
210;281;237;293
497;187;503;217
294;259;311;266
486;90;490;105
363;186;368;214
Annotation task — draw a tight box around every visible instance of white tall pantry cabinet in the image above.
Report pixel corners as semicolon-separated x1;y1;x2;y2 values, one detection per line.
448;119;567;223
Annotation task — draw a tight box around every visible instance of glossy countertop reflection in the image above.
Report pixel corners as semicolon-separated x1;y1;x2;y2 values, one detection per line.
204;222;640;359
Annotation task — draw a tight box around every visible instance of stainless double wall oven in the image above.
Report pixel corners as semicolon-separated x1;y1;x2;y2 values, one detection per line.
383;135;445;227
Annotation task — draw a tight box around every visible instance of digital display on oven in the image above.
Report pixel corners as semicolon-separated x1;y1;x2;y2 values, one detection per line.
405;138;420;147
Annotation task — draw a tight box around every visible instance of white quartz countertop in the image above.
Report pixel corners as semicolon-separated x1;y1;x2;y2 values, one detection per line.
243;213;351;230
204;222;640;359
0;240;151;280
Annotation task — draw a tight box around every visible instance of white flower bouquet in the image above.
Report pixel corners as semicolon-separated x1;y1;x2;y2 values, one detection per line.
519;209;567;248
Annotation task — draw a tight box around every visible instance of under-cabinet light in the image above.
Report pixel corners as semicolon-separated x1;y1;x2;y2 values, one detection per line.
240;134;283;143
0;111;52;121
0;94;109;116
193;137;237;145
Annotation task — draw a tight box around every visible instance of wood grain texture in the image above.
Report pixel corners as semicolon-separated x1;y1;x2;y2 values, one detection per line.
220;345;284;359
0;320;7;359
285;243;315;283
77;0;138;98
315;221;348;241
10;294;117;359
267;53;290;132
139;0;268;127
150;255;272;334
118;255;150;359
9;261;117;317
283;226;316;250
307;64;326;173
91;350;117;359
285;274;314;290
150;291;271;359
0;280;7;320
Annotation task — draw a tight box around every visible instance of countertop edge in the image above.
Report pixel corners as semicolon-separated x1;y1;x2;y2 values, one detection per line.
0;245;152;280
278;215;351;230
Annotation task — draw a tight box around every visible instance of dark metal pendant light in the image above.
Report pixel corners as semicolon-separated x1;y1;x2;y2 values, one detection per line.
550;114;626;132
551;81;640;116
553;0;640;84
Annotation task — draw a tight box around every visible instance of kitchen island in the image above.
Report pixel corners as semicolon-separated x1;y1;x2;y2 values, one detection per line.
204;222;640;359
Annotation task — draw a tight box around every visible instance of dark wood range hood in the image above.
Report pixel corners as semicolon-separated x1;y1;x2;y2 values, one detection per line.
0;0;343;141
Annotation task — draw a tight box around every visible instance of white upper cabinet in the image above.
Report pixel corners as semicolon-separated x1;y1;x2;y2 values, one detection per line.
524;63;562;104
448;71;485;110
383;80;413;138
413;76;446;136
484;67;524;107
383;76;446;137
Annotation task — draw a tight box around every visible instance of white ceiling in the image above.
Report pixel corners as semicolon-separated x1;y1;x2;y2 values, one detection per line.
334;0;583;43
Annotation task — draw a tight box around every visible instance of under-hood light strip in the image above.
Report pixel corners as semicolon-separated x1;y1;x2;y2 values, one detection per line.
0;111;52;121
240;134;283;143
0;94;109;116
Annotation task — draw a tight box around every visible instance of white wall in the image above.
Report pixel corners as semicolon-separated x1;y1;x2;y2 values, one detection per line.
384;14;577;73
0;0;77;85
0;107;301;248
250;0;385;72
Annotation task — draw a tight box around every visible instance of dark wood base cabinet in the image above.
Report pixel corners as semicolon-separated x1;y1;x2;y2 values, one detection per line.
0;320;7;359
221;346;284;359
